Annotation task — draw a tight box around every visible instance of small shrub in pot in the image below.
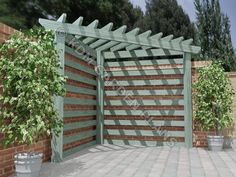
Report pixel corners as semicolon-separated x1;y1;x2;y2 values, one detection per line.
193;62;234;151
0;28;65;176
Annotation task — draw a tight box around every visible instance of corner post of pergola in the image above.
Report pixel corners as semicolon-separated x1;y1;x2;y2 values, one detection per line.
183;52;193;148
51;14;66;162
96;50;105;144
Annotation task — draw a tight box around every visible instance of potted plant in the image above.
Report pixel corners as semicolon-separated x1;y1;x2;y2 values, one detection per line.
0;28;65;177
193;62;234;151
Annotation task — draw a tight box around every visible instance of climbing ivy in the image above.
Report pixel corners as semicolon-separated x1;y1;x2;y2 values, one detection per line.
0;28;65;146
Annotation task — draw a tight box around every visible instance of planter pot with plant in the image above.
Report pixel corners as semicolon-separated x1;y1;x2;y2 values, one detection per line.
0;28;65;177
193;62;234;151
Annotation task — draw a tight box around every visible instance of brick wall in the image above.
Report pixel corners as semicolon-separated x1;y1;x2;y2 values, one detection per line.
226;73;236;138
0;23;51;177
0;23;17;43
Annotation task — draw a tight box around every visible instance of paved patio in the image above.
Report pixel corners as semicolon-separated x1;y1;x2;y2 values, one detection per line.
40;145;236;177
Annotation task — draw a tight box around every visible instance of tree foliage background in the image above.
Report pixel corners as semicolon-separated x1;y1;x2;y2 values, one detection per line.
0;0;195;37
0;0;144;31
195;0;236;71
144;0;196;40
0;0;235;70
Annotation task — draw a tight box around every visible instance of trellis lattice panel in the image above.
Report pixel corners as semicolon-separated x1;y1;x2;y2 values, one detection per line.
62;46;97;158
103;57;186;147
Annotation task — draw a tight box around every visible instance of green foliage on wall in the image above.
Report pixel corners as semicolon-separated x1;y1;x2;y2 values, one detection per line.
0;28;65;145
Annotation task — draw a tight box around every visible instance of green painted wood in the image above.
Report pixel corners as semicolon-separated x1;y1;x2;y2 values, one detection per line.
104;110;184;116
106;79;183;86
104;99;184;106
142;33;163;50
107;70;183;76
126;30;152;51
171;37;184;43
65;72;96;85
64;98;96;105
64;110;96;118
63;130;96;144
104;139;185;147
66;35;97;57
63;140;96;158
103;49;183;59
57;13;67;23
104;120;185;127
93;26;127;50
65;85;96;95
105;89;183;96
39;18;201;54
87;20;99;27
183;52;193;148
64;120;97;131
110;28;140;52
105;59;183;67
82;20;99;44
83;22;113;45
65;46;96;65
51;14;66;163
73;19;98;41
104;129;185;137
161;35;174;42
65;59;96;76
182;39;193;45
96;51;105;144
73;17;83;25
72;17;84;40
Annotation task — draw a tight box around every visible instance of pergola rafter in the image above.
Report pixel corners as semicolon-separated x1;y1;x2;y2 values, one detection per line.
39;14;201;55
39;13;201;162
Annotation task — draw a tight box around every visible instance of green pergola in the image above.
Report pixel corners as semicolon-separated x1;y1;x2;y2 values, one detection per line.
39;13;201;162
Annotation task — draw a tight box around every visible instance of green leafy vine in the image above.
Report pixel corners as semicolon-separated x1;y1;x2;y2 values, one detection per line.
0;28;65;146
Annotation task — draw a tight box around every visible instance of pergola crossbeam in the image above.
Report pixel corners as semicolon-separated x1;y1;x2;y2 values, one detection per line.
84;22;113;49
161;35;174;42
126;30;152;51
172;36;184;43
142;32;163;50
73;17;83;25
182;38;193;45
94;25;127;51
39;18;201;54
103;49;183;59
110;28;140;52
82;20;99;44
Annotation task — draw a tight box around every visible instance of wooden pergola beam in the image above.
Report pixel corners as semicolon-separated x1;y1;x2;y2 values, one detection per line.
39;18;201;54
103;49;183;59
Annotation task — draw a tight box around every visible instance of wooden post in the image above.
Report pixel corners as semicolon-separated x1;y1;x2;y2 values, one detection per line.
96;51;104;144
52;31;65;162
183;52;193;148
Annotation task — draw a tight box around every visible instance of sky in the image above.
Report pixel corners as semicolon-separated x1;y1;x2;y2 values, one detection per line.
131;0;236;49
